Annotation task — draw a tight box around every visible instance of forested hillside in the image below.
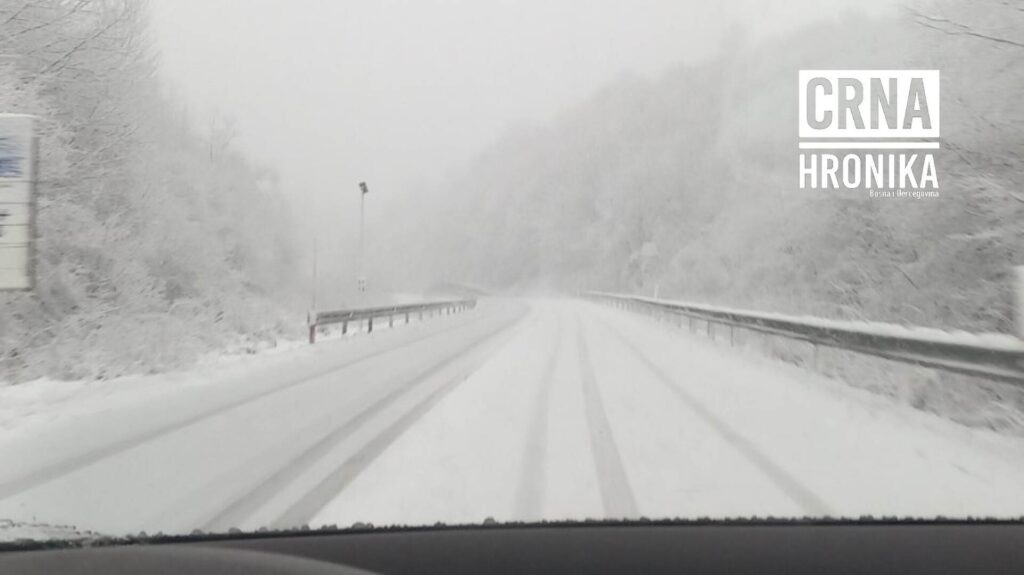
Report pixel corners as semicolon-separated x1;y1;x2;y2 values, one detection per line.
393;0;1023;334
0;1;299;382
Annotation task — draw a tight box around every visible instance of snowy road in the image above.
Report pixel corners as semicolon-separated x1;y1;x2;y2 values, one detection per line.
2;299;1024;536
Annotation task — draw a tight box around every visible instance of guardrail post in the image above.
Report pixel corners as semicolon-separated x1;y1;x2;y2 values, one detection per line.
368;317;374;333
342;320;348;334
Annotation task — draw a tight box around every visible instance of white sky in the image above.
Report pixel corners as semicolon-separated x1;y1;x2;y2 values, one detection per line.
149;0;894;203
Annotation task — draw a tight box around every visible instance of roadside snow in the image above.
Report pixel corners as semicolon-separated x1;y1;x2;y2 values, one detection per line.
0;296;442;444
0;339;302;443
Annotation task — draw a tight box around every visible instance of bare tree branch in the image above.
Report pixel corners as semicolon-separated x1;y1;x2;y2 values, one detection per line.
904;6;1024;48
38;7;126;75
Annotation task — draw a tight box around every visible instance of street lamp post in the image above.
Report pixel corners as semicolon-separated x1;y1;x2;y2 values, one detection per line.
358;182;369;305
311;234;318;311
308;232;318;343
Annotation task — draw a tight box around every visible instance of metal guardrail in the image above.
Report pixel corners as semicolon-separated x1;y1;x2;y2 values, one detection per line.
308;299;477;344
588;292;1024;386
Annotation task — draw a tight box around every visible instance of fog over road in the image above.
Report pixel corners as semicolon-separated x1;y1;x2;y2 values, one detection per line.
2;299;1023;536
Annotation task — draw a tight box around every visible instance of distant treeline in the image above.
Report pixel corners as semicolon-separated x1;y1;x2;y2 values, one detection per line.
389;0;1023;334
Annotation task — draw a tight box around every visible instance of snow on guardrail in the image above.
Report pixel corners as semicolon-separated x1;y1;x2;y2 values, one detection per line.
588;291;1024;386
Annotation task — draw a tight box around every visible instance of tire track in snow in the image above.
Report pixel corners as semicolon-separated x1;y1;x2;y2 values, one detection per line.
200;311;524;531
0;311;492;503
269;311;528;528
576;316;639;519
596;318;832;517
512;314;563;520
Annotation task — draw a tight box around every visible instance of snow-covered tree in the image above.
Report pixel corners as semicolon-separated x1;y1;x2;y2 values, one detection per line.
0;0;300;382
